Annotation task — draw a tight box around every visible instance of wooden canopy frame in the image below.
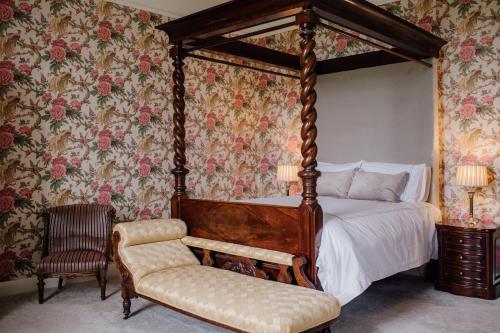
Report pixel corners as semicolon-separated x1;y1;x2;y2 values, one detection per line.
157;0;447;288
158;0;446;76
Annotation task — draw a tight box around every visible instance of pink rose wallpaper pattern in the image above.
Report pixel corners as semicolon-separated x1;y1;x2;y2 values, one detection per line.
0;0;302;281
0;0;498;282
382;0;498;223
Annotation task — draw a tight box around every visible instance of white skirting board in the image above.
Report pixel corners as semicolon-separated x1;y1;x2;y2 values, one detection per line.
0;263;119;298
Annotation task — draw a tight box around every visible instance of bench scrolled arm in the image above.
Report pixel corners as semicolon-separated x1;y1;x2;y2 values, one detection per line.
181;236;294;266
113;219;199;288
181;236;316;289
113;219;187;247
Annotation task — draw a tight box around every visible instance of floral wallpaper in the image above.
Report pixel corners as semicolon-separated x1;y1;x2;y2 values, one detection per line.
0;0;498;282
0;0;302;282
381;1;499;224
432;0;498;224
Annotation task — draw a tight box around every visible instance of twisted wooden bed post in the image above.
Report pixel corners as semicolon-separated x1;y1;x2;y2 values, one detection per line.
297;9;323;288
170;42;189;218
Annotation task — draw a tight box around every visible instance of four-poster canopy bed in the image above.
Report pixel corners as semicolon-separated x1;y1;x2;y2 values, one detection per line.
156;0;447;289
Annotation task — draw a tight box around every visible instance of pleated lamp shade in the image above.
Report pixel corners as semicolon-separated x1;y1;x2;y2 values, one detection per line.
277;165;300;182
456;165;488;187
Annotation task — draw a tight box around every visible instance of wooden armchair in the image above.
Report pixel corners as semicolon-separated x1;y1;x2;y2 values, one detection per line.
36;204;116;304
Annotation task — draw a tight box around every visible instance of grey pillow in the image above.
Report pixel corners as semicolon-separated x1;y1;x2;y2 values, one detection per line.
317;169;357;198
347;170;409;202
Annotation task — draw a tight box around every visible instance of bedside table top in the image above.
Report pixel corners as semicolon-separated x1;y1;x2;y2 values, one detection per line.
436;219;499;231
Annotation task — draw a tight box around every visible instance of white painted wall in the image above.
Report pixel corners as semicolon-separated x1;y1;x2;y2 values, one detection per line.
316;61;435;166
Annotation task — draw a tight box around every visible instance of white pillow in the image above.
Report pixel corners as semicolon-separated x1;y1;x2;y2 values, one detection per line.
317;161;362;173
359;161;427;202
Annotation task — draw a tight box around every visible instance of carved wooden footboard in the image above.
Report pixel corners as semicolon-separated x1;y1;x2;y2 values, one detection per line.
173;198;323;287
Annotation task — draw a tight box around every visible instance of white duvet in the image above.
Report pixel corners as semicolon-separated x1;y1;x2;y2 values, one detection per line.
242;196;441;305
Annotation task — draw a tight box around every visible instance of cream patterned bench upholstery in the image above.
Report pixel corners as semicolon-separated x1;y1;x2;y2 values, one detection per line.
113;219;340;333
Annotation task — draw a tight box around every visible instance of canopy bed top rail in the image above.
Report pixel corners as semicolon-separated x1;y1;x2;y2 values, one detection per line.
312;0;444;58
157;0;307;43
316;49;416;74
187;53;300;79
194;39;301;72
316;21;432;68
157;0;447;65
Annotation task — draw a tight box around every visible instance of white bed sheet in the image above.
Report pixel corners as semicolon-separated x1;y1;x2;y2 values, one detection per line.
241;196;441;305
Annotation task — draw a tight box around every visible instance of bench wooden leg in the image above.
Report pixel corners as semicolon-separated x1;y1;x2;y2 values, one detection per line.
58;277;63;289
122;292;131;319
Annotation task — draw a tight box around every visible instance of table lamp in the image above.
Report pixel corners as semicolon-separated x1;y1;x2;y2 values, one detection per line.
456;165;488;226
277;165;300;196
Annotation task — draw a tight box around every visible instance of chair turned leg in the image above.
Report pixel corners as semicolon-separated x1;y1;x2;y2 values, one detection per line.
123;296;131;319
37;274;45;304
58;277;63;289
100;269;106;300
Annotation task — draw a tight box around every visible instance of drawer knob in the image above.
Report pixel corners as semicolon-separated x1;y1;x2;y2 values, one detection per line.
459;239;463;243
459;272;464;276
459;255;464;260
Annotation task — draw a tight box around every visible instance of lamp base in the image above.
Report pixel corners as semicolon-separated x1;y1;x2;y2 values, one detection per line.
465;216;478;228
465;191;476;227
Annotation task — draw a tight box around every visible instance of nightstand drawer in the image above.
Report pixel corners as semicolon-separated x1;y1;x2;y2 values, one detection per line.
444;231;485;251
443;264;485;284
444;248;485;266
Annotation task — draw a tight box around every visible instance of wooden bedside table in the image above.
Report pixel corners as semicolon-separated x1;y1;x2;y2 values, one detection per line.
435;219;499;299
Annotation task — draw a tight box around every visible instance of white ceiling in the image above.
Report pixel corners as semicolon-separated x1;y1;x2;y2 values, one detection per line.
109;0;393;18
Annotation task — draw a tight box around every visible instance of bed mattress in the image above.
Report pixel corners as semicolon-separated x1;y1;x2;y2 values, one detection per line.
242;196;441;305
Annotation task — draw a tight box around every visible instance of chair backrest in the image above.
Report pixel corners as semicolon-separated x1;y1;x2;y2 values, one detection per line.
46;204;115;254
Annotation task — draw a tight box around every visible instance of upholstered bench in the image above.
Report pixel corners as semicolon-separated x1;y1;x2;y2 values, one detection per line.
113;219;340;333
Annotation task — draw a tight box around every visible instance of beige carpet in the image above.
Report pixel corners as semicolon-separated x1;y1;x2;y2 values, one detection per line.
0;274;498;333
